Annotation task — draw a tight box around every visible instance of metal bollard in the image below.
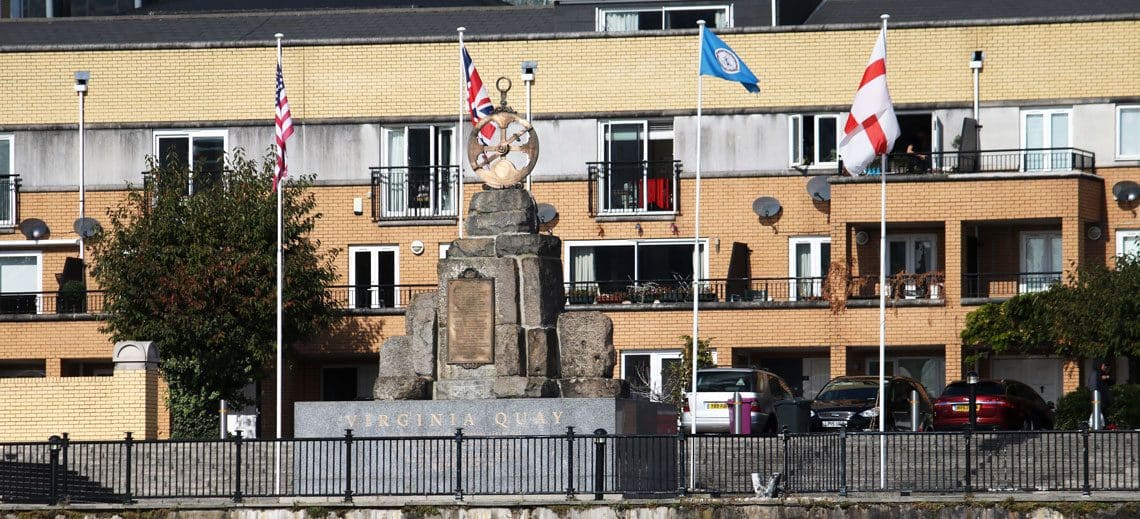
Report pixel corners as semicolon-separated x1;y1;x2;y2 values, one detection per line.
731;391;744;435
1092;389;1103;430
910;390;920;431
48;435;62;506
592;428;607;501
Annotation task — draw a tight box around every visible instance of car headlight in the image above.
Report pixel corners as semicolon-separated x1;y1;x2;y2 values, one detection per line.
859;408;879;418
809;410;816;417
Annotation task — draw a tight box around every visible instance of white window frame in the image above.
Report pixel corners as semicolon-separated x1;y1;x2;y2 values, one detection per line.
1117;105;1140;160
621;350;683;401
1116;229;1140;257
563;238;710;284
152;129;229;195
347;245;400;308
789;114;841;168
788;236;830;301
0;251;43;314
380;125;457;218
595;5;733;31
0;135;14;227
1019;231;1062;293
885;233;938;299
1020;108;1072;171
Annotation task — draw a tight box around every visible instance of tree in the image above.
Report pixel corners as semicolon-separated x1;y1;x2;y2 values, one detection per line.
662;335;715;409
91;150;340;438
961;254;1140;362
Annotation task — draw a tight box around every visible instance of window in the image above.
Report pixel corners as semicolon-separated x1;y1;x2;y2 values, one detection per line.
348;245;398;309
153;130;227;195
0;135;13;227
788;236;830;300
321;364;378;401
380;126;456;218
1119;106;1140;160
1021;109;1071;171
1116;230;1140;257
790;114;839;167
595;121;676;214
0;252;42;314
598;6;730;31
886;234;938;299
1020;231;1062;293
0;360;45;378
621;350;682;401
566;239;707;297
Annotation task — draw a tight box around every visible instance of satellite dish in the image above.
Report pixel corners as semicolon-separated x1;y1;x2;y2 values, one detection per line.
806;176;831;202
1112;180;1140;203
751;196;782;219
18;218;50;240
536;203;558;224
73;217;102;238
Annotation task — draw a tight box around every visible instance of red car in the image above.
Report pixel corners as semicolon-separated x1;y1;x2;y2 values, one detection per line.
933;379;1055;430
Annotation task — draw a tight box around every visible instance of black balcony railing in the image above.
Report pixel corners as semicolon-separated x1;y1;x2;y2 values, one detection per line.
963;272;1062;299
1;174;20;227
841;148;1096;175
328;284;438;310
587;161;681;216
0;291;105;315
370;166;460;221
564;277;828;305
847;272;945;300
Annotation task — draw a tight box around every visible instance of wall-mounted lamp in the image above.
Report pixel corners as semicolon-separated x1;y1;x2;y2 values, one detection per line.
715;237;721;253
634;222;643;236
670;222;679;235
597;225;605;237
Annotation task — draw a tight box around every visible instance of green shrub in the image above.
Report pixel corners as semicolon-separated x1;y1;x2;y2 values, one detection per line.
1055;387;1091;430
1054;384;1140;430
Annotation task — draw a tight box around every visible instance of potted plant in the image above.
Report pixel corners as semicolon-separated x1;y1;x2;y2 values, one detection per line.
595;292;627;304
58;280;87;313
567;288;595;305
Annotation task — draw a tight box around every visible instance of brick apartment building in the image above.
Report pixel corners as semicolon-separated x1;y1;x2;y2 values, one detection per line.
0;0;1138;439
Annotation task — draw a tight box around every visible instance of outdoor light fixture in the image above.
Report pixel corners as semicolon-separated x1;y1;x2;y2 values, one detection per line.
967;371;979;430
520;60;537;82
75;71;90;260
634;222;643;235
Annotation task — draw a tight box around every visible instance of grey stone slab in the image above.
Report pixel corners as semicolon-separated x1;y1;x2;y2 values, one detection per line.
447;237;495;258
524;327;559;378
519;256;564;327
295;398;676;437
376;336;413;378
405;293;437;377
560;378;628;399
469;187;535;214
373;376;432;400
466;210;537;236
557;312;616;378
434;378;495;400
494;324;524;376
492;376;560;398
495;234;561;258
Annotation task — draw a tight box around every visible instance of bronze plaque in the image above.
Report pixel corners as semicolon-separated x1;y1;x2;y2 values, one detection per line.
447;278;495;366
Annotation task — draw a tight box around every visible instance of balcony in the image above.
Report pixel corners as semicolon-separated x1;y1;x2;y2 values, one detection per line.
564;277;829;306
587;161;680;217
328;284;438;311
370;166;460;222
1;174;20;227
0;290;104;316
962;272;1062;301
847;273;946;301
844;148;1095;175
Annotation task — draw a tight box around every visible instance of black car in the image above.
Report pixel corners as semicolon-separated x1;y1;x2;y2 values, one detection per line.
810;376;934;431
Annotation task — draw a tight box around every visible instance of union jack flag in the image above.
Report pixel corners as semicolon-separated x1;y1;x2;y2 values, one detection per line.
462;45;496;141
274;59;294;191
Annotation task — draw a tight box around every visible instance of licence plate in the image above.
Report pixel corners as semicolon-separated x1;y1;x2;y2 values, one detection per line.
823;420;846;428
707;403;728;409
953;404;970;412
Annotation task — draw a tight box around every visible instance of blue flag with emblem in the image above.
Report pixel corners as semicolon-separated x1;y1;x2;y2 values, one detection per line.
699;28;760;93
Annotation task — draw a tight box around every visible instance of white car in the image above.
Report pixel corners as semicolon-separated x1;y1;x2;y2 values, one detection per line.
680;368;794;434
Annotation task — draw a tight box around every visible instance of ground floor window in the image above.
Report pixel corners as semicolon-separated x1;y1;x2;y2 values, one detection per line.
1117;229;1140;257
621;350;682;402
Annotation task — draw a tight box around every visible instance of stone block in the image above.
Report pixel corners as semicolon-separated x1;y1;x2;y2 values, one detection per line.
373;376;432;400
469;187;534;214
519;256;564;327
434;379;495;400
525;327;559;378
466;210;537;236
447;238;495;258
493;377;561;398
559;378;629;399
495;324;524;376
377;336;414;378
495;234;561;258
557;312;616;378
405;294;437;377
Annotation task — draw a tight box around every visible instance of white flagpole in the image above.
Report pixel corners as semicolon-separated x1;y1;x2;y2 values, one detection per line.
688;19;707;490
274;32;285;495
878;13;890;492
457;27;467;239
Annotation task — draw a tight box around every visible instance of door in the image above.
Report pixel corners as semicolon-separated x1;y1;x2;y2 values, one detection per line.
601;122;647;212
802;357;831;399
1023;110;1071;171
789;237;830;300
1020;232;1062;293
349;246;398;308
886;235;936;298
991;357;1064;406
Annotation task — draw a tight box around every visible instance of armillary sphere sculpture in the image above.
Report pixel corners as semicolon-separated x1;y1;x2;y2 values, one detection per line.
466;77;540;188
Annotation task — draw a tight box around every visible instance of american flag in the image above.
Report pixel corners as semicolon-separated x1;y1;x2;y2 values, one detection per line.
461;45;496;141
274;59;294;191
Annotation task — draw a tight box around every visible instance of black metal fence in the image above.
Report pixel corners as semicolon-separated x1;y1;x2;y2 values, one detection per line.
839;148;1096;175
369;166;460;221
587;161;681;216
962;272;1062;299
3;428;1137;504
0;290;106;315
564;277;827;305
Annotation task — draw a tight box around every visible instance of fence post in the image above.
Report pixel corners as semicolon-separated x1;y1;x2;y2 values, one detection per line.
454;428;464;501
343;429;354;502
677;427;687;496
1081;423;1091;496
963;429;972;494
565;426;576;499
60;432;70;502
838;428;848;497
780;427;790;494
592;428;606;500
48;435;61;506
233;430;243;503
123;432;134;504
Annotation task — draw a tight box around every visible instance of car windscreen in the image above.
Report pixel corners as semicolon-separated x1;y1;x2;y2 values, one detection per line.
815;380;879;401
941;381;1004;397
696;372;754;392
